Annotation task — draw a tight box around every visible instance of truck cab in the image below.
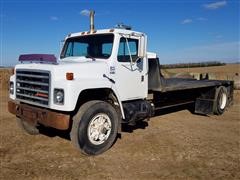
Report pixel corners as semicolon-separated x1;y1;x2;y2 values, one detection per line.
60;28;148;102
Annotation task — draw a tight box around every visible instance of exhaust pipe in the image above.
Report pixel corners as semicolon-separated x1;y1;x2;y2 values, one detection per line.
89;10;95;33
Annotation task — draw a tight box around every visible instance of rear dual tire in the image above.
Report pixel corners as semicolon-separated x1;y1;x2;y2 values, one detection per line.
70;100;119;155
214;86;228;115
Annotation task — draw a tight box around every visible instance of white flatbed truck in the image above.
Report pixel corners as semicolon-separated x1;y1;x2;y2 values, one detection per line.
8;11;234;155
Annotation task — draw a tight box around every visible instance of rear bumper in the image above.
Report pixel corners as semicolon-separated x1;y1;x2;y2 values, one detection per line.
8;100;70;130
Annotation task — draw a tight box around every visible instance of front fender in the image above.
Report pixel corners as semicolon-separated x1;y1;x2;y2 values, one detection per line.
50;78;112;111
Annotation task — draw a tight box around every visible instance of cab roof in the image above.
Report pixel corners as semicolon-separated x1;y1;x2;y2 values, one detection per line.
67;28;145;39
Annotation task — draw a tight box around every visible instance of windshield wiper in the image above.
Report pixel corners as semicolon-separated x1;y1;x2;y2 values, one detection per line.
85;55;96;61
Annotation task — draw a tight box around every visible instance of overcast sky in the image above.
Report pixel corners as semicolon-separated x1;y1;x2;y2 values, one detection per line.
0;0;239;66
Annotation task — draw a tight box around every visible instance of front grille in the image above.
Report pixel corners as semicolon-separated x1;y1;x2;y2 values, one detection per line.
16;70;50;107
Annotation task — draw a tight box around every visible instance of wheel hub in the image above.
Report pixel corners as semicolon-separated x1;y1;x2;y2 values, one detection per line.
87;113;112;145
219;92;227;110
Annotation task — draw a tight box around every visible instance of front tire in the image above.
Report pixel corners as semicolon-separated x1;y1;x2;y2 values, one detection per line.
70;100;119;155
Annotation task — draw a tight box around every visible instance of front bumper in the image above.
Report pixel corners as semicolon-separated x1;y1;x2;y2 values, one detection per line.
8;100;70;130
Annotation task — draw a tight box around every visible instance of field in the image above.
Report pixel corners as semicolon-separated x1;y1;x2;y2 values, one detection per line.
0;65;240;179
162;64;240;89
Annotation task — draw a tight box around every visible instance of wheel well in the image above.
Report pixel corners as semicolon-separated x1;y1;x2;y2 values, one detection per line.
72;88;120;116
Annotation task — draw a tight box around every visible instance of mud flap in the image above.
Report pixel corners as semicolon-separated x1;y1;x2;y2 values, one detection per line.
195;98;215;115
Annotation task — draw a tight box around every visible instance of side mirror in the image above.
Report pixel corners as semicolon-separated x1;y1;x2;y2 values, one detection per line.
138;35;146;58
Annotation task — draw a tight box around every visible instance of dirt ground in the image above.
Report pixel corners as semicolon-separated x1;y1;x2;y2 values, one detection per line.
1;67;240;179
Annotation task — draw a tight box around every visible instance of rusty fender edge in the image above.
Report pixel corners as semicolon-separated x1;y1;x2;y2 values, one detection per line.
8;100;70;130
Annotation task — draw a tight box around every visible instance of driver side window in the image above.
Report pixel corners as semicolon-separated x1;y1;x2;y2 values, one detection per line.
117;37;138;62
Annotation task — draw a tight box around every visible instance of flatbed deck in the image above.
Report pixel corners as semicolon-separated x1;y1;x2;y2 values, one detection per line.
148;57;227;92
163;78;221;92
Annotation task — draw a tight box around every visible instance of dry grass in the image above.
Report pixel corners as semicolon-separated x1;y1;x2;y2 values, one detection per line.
163;64;240;81
0;68;13;91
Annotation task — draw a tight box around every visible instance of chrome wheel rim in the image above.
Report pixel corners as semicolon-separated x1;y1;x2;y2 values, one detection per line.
219;92;227;110
87;113;112;145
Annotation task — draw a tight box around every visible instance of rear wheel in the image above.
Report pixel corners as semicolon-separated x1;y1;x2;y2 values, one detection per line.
70;100;119;155
16;117;39;135
214;86;228;115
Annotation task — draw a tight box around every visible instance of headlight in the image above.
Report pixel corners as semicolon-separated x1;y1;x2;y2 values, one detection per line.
54;89;64;105
9;82;14;94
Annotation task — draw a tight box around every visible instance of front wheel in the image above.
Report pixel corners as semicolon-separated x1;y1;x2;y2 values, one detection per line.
70;100;119;155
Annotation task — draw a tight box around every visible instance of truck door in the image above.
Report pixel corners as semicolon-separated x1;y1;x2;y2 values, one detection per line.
113;35;147;101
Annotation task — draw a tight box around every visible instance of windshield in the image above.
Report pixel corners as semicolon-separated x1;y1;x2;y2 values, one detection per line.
60;34;114;59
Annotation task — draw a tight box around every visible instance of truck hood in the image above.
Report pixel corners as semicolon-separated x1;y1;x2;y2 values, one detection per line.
15;57;109;81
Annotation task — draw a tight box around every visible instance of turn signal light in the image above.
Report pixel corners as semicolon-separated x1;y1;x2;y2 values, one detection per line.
66;72;74;80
